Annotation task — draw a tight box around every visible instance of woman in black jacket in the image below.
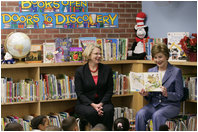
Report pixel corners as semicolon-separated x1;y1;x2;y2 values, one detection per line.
75;44;114;130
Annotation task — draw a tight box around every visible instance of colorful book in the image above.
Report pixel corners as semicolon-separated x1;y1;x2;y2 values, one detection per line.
105;38;119;61
25;45;42;63
78;37;96;50
167;32;189;61
70;47;82;62
55;38;72;62
43;43;56;63
119;38;128;60
129;72;163;92
96;39;104;59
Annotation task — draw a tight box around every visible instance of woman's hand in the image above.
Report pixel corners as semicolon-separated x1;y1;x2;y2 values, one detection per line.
91;103;104;116
161;86;168;97
139;89;149;96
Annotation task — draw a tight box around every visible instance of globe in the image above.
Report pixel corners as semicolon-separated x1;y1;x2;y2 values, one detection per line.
5;32;31;59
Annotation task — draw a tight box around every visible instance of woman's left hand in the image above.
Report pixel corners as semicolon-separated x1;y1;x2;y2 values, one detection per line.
161;86;168;97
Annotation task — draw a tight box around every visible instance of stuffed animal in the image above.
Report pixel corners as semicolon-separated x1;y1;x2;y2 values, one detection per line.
127;12;148;60
3;52;15;64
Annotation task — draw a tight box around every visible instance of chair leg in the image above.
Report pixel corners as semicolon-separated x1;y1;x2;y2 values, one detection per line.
174;121;178;131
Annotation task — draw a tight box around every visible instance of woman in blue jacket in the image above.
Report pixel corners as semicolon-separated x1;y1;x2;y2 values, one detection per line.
135;43;184;131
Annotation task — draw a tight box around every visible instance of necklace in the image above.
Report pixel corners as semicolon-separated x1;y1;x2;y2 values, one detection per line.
89;66;98;73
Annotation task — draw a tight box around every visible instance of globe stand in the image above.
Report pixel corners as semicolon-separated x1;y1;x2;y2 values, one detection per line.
16;58;26;64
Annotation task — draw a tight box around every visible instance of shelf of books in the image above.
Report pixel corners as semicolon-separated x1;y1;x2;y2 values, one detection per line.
1;60;197;130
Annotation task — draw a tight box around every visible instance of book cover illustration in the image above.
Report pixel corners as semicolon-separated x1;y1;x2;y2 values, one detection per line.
96;39;104;59
25;45;42;63
43;43;56;63
119;38;128;60
55;38;72;62
78;37;96;50
70;47;82;62
167;32;189;61
105;38;119;61
129;72;162;92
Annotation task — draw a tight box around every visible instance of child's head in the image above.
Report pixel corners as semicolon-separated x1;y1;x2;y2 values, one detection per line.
114;117;130;131
4;122;24;131
159;124;169;131
31;115;49;131
79;117;92;131
62;116;79;131
45;125;62;131
91;123;107;131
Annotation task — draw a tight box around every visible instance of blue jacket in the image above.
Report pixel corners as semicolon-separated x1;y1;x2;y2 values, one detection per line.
145;63;184;108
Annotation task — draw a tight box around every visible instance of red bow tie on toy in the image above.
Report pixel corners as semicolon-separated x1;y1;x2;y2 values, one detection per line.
136;37;143;42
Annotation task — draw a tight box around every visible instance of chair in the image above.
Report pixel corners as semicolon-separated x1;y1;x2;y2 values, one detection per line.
146;87;189;131
166;87;189;131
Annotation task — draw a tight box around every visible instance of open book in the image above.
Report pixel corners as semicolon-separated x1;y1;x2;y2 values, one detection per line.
129;72;162;92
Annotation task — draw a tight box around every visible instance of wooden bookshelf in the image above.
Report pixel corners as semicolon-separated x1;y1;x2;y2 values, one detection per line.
1;60;197;117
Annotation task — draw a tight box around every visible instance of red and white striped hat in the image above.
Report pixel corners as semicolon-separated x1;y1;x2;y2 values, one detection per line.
135;12;147;29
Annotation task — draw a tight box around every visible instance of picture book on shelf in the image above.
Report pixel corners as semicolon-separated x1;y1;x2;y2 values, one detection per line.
25;45;42;63
55;38;72;62
167;32;189;61
129;72;162;92
104;38;119;61
43;43;56;63
119;38;128;60
78;37;96;50
70;47;82;62
96;38;104;59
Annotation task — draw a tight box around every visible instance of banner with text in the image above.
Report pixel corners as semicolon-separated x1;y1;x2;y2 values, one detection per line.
1;12;118;29
19;1;88;13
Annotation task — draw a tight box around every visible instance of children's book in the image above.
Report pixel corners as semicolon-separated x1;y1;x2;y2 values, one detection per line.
25;45;42;63
70;47;82;62
105;38;119;61
55;38;72;62
96;38;104;59
119;38;128;60
129;72;162;92
43;43;56;63
167;32;189;61
78;37;96;50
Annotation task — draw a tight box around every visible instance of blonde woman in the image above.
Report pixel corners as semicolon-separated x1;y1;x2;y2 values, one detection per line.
75;44;114;130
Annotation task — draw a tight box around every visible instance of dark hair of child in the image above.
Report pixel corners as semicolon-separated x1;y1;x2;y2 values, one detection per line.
91;123;107;131
159;124;169;131
114;117;130;131
45;125;62;131
62;116;78;131
79;117;91;131
30;115;47;129
4;122;24;131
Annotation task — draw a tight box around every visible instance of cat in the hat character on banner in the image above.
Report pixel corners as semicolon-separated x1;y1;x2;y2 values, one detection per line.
127;12;148;60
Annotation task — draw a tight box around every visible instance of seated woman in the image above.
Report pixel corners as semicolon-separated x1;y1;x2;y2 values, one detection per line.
75;44;114;130
135;43;184;131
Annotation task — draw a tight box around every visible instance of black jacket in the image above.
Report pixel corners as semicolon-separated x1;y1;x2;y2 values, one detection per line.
75;63;113;105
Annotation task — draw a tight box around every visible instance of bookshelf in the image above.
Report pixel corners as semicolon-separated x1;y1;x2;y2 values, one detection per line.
1;60;197;118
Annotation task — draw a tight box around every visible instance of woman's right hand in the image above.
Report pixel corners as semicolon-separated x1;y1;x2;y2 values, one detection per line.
91;103;103;116
139;89;149;96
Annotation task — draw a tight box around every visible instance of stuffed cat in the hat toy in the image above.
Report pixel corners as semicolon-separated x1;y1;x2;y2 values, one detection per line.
127;12;148;60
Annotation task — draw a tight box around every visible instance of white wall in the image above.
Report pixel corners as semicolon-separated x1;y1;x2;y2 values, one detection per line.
142;1;197;38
